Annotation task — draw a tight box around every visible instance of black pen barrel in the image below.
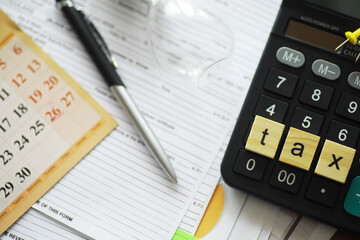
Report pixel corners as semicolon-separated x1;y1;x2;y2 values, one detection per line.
60;6;124;86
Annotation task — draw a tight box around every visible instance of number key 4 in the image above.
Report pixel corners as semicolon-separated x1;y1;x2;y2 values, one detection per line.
254;95;288;122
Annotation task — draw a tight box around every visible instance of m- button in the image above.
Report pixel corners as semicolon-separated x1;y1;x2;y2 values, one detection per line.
312;59;340;80
276;47;305;68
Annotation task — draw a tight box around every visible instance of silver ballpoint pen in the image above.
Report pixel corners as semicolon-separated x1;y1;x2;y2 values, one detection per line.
56;0;177;183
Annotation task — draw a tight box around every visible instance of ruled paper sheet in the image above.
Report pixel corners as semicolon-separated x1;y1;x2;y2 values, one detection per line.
0;208;85;240
178;134;230;234
178;0;282;234
2;0;243;239
1;0;281;239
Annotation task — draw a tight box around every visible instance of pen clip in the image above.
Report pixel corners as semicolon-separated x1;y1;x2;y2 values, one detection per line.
56;0;74;8
79;11;119;68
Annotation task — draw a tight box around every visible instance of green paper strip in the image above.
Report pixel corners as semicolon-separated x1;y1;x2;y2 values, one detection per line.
172;229;199;240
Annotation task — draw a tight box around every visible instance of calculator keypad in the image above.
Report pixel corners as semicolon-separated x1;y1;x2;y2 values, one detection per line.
233;150;268;181
290;107;324;134
344;176;360;217
347;71;360;90
300;80;334;110
269;163;304;194
254;95;288;122
264;68;298;97
311;59;341;80
305;175;341;208
223;40;360;233
326;120;360;148
276;46;305;68
336;92;360;122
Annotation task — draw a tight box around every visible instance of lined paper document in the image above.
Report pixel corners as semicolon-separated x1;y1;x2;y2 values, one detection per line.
0;0;285;239
178;134;230;234
2;0;246;239
178;0;282;235
1;209;85;240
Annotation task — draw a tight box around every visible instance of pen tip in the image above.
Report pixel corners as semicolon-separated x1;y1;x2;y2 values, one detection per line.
173;177;178;184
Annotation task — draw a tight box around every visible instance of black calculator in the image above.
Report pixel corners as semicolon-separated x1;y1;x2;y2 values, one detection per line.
221;0;360;234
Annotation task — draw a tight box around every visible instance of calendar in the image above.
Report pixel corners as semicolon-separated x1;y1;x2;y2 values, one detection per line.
0;10;117;233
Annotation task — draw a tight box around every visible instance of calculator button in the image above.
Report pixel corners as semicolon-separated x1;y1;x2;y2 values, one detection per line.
348;71;360;90
326;120;360;148
299;80;334;110
305;175;341;208
264;68;298;98
336;92;360;122
290;107;324;135
344;176;360;217
245;115;285;159
269;163;304;194
254;95;288;122
279;127;320;171
233;150;268;181
311;59;341;80
314;140;356;183
276;47;305;68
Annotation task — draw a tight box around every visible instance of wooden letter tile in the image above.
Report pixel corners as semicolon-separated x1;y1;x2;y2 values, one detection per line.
279;127;320;171
315;140;356;183
245;115;285;159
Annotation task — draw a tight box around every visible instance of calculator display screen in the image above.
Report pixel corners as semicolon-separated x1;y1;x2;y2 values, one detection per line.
305;0;360;20
285;20;344;51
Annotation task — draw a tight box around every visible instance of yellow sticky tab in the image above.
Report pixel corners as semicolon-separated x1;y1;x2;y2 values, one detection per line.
279;127;320;171
245;115;285;159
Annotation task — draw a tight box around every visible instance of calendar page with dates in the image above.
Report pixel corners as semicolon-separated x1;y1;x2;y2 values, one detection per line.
0;10;117;233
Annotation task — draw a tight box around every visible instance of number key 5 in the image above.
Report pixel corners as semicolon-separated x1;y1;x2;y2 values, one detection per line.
290;107;324;135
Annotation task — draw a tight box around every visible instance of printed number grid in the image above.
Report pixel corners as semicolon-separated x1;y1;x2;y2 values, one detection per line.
0;34;101;214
